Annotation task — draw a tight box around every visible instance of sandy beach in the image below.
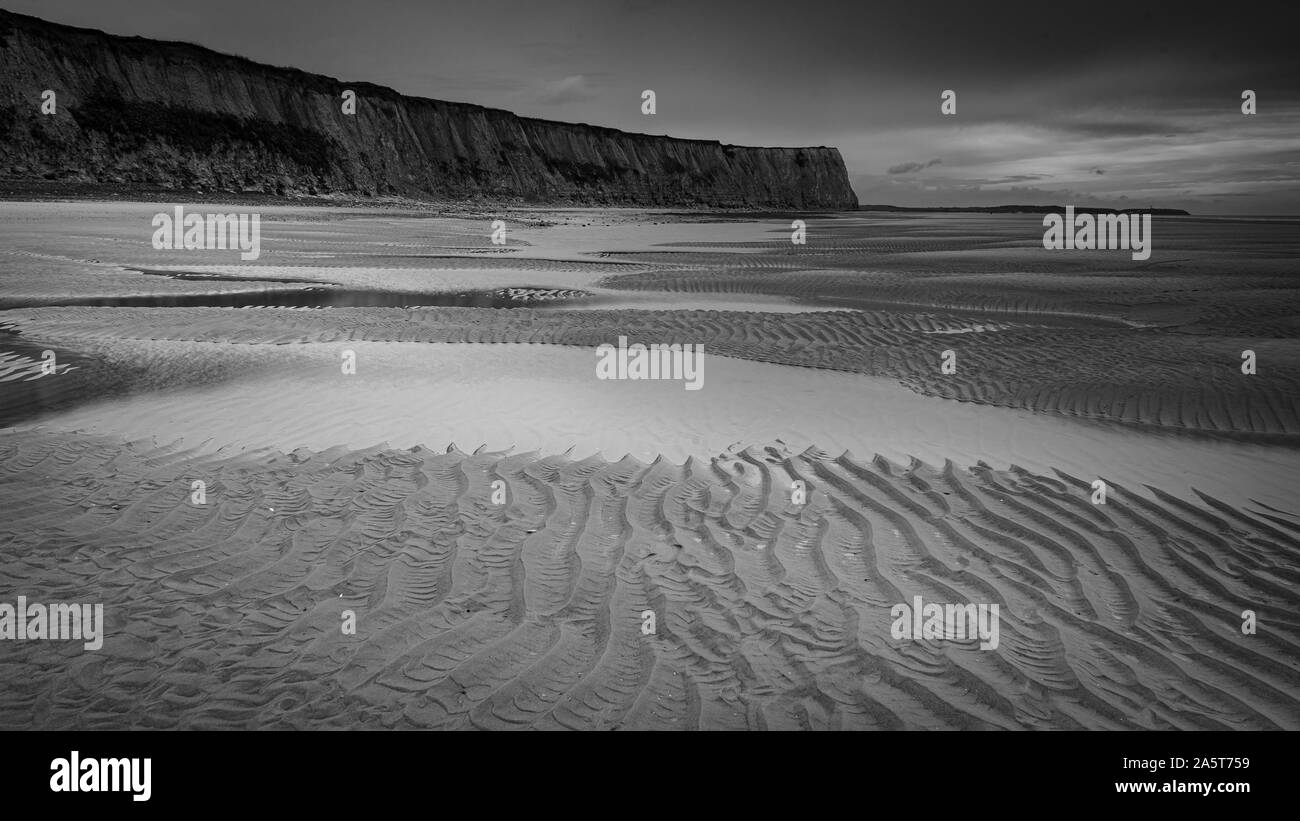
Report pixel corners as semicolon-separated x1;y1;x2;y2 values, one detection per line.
2;202;1298;729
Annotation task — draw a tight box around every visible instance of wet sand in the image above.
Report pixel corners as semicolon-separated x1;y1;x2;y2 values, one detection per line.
1;202;1297;729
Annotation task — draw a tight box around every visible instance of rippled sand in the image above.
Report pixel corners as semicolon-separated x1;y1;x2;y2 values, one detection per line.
1;202;1297;729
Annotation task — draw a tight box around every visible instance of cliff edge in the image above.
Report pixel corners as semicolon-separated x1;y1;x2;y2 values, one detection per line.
0;10;859;208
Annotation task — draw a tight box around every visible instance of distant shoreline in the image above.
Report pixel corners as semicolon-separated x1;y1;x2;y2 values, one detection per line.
0;181;859;217
858;204;1192;216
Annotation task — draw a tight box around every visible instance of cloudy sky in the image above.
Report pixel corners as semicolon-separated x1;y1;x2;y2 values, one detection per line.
10;0;1299;213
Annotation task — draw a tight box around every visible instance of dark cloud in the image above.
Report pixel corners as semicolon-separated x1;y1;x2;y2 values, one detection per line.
988;175;1048;184
887;158;942;175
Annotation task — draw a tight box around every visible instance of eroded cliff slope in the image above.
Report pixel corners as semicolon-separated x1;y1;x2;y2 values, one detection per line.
0;10;858;208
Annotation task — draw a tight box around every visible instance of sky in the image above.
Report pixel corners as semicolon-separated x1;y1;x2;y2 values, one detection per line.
8;0;1299;213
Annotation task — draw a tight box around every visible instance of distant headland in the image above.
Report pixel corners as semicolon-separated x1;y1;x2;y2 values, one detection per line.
858;204;1191;216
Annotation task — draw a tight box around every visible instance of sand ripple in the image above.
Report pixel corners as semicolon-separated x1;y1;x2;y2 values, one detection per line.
1;432;1296;730
7;304;1298;437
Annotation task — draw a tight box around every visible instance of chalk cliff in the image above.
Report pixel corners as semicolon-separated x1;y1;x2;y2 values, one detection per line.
0;10;858;208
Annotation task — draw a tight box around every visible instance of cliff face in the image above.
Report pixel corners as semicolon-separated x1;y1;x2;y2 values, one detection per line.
0;11;858;208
